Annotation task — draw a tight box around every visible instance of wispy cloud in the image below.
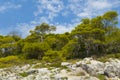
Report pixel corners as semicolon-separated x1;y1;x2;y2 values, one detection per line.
0;2;21;13
34;0;120;21
16;23;35;38
16;0;120;37
88;0;112;9
34;0;64;21
54;23;76;34
68;0;120;18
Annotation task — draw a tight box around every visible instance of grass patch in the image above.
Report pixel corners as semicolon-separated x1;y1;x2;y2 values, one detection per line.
97;53;120;62
66;59;81;64
76;72;86;76
97;74;106;80
0;55;40;68
19;72;28;77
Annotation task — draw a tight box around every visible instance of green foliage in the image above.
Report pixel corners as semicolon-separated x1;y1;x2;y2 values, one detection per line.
0;36;20;57
70;11;118;58
34;23;56;34
0;43;18;57
0;56;19;63
0;11;120;64
42;50;63;62
45;34;69;50
0;56;20;68
98;53;120;62
23;42;50;59
8;31;21;41
30;23;56;42
102;11;118;34
19;72;28;77
97;74;106;80
62;39;81;59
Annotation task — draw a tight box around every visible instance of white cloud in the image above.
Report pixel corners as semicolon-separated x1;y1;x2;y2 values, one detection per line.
78;12;90;18
0;2;21;13
16;23;35;38
34;0;64;21
54;23;75;34
55;25;73;33
16;0;120;37
89;0;112;9
68;0;120;18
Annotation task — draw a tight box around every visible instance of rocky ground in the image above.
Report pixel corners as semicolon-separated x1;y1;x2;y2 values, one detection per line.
0;58;120;80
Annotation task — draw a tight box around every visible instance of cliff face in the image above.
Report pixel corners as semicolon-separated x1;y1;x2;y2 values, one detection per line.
0;58;120;80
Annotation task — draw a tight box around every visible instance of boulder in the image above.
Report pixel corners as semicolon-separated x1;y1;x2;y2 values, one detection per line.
104;58;120;78
76;58;104;76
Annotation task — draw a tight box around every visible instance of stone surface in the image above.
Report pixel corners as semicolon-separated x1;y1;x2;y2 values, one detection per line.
0;58;120;80
61;62;71;66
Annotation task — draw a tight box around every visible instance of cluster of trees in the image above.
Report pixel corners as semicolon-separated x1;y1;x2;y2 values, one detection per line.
0;11;120;62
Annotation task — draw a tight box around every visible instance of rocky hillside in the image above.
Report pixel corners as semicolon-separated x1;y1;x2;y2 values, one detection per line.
0;58;120;80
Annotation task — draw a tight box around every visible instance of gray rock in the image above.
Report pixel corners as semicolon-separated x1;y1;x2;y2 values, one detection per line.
104;58;120;78
61;62;71;66
76;58;104;76
1;58;120;80
38;68;50;75
68;67;88;76
26;69;38;75
68;76;99;80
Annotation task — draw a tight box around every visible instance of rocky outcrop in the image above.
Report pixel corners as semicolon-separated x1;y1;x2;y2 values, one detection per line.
104;58;120;78
75;58;120;79
0;58;120;80
76;58;105;76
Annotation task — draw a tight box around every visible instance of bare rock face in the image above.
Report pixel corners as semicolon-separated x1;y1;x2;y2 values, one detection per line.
76;58;104;76
0;58;120;80
76;58;120;79
104;58;120;78
61;62;71;66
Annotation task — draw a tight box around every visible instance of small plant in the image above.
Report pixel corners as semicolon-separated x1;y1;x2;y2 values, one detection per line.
76;72;86;76
60;66;68;69
32;63;41;68
50;62;61;67
97;74;106;80
19;72;28;77
97;57;108;62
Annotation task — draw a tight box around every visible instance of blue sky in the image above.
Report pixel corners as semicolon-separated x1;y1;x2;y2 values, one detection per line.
0;0;120;37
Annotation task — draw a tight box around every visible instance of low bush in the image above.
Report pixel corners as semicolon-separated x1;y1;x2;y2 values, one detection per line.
42;50;64;62
0;56;20;68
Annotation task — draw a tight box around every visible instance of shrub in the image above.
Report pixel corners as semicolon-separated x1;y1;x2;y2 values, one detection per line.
22;42;50;59
42;50;63;62
0;56;20;68
0;56;19;63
